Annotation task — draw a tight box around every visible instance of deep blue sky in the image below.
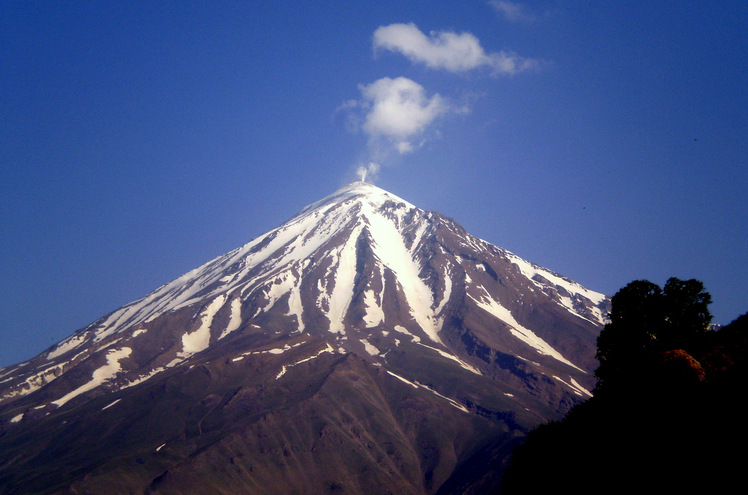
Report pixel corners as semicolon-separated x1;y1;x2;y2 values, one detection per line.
2;1;746;367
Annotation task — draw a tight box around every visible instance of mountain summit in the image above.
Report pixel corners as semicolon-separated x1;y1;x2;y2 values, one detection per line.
0;182;609;494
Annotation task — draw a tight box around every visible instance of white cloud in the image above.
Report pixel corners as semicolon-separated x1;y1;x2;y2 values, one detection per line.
355;76;449;154
373;22;538;75
489;1;536;23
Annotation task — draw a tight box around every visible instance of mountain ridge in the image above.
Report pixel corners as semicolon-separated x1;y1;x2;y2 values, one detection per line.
0;181;610;494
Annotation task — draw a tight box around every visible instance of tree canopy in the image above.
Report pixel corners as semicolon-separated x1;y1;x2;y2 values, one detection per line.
500;278;748;495
594;277;711;394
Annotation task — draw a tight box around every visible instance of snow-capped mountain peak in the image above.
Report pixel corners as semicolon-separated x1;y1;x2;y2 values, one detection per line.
1;181;608;421
1;181;611;494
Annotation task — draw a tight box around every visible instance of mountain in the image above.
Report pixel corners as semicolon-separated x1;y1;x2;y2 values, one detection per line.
0;182;609;494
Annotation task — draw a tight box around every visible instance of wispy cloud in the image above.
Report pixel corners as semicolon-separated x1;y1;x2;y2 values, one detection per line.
489;1;536;23
373;22;538;75
345;76;452;155
339;20;540;182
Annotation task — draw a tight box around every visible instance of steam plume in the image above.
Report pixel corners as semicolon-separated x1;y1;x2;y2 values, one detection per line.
356;162;380;183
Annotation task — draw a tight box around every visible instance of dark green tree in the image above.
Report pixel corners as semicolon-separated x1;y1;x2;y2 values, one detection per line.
594;279;663;392
501;279;741;495
594;277;712;394
661;277;712;351
500;278;748;495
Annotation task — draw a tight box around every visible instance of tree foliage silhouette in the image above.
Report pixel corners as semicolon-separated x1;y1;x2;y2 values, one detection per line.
594;277;711;394
499;278;748;495
661;277;712;350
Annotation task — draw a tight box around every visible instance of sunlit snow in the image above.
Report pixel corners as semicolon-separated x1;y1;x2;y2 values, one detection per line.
506;252;607;325
51;347;132;407
363;200;443;343
392;324;421;343
219;296;243;340
275;343;336;380
326;224;362;334
180;295;225;357
86;183;445;348
360;338;381;356
362;289;385;328
553;375;593;397
415;342;481;375
386;370;468;413
101;398;122;410
24;182;605;399
470;286;584;372
46;334;88;360
0;362;68;400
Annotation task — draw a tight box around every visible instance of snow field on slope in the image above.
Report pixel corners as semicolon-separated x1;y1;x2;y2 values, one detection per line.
219;296;243;340
386;370;468;413
552;375;593;397
180;295;226;356
75;184;443;356
505;252;607;325
362;201;443;344
51;347;132;407
46;334;88;361
275;343;336;380
6;182;608;419
0;361;68;401
388;325;479;375
470;286;584;372
360;338;381;356
363;289;385;328
88;198;342;343
326;223;363;334
86;191;350;345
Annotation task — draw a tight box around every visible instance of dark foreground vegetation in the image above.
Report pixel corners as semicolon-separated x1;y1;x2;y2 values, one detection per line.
500;278;747;494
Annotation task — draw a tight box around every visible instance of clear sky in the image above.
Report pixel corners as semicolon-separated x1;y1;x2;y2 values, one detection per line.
1;1;746;367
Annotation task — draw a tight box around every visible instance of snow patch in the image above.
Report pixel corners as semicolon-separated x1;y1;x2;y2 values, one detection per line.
121;367;167;389
434;268;452;315
362;289;384;328
392;325;421;343
363;201;443;343
1;362;68;401
326;225;362;334
386;371;468;413
470;287;584;372
506;252;607;325
102;398;122;410
234;340;308;360
553;375;593;397
262;270;303;328
275;343;335;380
180;295;225;358
47;334;87;360
416;342;481;375
219;296;243;339
52;347;132;407
360;338;380;356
